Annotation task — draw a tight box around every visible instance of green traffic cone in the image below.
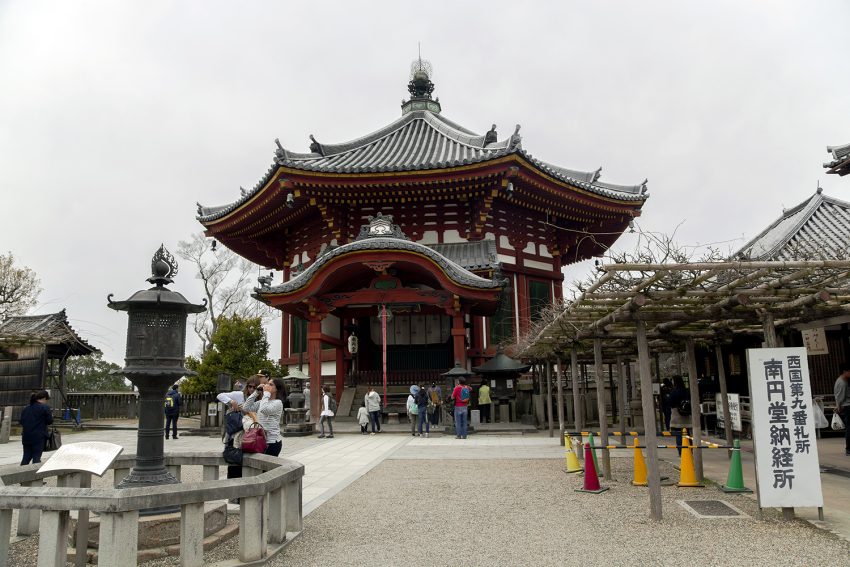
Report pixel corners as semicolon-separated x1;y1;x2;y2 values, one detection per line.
588;433;601;477
721;439;752;493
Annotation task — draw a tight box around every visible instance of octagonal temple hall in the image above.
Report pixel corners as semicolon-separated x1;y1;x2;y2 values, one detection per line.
196;61;648;418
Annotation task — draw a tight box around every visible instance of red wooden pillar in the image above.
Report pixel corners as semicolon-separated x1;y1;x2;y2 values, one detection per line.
307;319;323;423
451;313;467;366
281;313;290;362
335;344;345;403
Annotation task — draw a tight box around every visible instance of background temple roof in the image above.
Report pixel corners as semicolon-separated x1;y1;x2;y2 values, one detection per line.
736;190;850;260
0;310;99;356
825;142;850;176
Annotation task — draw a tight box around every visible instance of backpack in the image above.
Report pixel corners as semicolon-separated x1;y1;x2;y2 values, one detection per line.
327;394;338;413
460;386;470;402
678;399;692;416
164;392;176;410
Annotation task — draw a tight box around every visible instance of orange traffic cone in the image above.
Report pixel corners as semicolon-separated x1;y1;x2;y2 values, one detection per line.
677;431;704;487
564;434;582;474
575;438;609;493
632;442;648;486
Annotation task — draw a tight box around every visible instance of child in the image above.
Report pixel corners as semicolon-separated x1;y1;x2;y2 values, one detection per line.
357;402;370;434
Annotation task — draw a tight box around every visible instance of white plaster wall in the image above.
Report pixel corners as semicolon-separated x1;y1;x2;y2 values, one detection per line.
417;230;439;245
540;244;552;258
442;229;464;244
497;253;516;266
499;235;515;251
524;258;553;271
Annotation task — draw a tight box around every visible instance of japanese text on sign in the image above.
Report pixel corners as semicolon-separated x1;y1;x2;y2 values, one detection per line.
747;347;822;508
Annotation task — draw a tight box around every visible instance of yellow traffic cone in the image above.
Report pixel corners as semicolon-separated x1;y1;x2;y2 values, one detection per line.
564;434;582;474
632;442;648;486
677;431;704;487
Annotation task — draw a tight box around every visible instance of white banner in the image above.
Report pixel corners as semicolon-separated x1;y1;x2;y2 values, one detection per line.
715;393;742;432
746;347;823;508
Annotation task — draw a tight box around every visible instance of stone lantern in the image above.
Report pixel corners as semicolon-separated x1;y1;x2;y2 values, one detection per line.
107;245;206;491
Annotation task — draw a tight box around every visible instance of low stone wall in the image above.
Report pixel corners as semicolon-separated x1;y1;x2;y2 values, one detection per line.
0;452;304;566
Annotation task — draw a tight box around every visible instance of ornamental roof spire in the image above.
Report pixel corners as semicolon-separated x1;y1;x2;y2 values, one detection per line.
402;49;441;115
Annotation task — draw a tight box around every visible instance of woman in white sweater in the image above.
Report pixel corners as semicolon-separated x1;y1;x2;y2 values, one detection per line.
244;377;285;457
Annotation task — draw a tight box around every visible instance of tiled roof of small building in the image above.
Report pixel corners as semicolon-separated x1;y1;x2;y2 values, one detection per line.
825;142;850;176
0;309;98;355
428;240;497;272
736;190;850;260
198;107;647;222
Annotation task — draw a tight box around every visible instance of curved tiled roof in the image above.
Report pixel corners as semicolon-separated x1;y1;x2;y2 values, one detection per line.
255;236;504;296
825;142;850;176
736;191;850;260
198;108;647;222
0;309;98;355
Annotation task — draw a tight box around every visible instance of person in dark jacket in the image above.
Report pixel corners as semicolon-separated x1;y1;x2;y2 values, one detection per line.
164;384;182;439
668;376;690;455
414;384;430;437
19;390;53;465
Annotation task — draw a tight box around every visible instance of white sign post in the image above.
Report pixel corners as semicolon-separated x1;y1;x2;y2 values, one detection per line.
746;347;823;510
715;393;742;432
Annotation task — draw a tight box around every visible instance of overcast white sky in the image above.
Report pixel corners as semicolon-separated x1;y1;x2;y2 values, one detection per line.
1;1;849;365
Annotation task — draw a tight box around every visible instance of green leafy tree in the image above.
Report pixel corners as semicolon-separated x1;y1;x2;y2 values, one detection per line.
181;315;279;393
65;352;129;392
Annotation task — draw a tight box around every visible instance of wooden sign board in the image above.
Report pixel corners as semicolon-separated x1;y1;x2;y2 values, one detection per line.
38;442;123;478
801;328;829;355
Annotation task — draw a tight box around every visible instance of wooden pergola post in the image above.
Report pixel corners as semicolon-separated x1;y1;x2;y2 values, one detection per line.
546;361;554;438
637;321;662;520
594;339;611;480
556;359;566;445
715;344;734;451
571;347;582;431
685;338;704;481
617;356;627;446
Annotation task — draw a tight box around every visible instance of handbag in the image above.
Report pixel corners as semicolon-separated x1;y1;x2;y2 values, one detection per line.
241;422;267;454
831;411;845;431
45;427;62;452
223;443;243;465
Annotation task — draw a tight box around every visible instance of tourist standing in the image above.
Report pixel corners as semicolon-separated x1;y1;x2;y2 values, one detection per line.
357;402;370;434
19;390;52;465
365;386;382;433
303;383;311;422
319;386;335;438
834;363;850;456
222;378;259;481
415;384;430;437
257;378;285;457
427;382;442;427
478;381;492;424
164;383;181;439
660;378;673;431
407;385;419;436
668;375;690;455
451;378;471;439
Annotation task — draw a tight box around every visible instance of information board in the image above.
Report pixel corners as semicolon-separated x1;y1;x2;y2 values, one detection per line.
715;393;742;432
38;442;123;478
746;347;822;508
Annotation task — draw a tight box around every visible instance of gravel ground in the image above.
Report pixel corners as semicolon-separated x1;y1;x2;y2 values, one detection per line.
7;458;849;566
